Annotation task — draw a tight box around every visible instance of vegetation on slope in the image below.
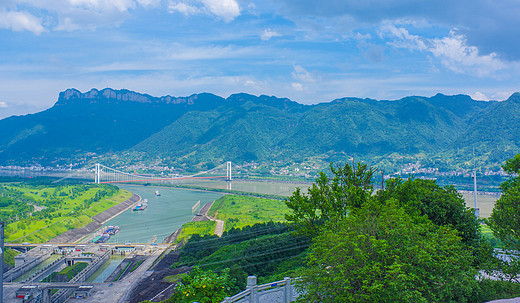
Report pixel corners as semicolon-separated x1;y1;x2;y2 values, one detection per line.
0;178;131;243
208;195;288;230
165;159;520;302
42;262;88;282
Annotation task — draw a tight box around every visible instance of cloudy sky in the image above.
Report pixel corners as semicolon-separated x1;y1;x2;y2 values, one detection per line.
1;0;520;118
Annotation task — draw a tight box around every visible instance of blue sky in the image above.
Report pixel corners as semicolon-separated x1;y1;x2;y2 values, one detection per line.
1;0;520;118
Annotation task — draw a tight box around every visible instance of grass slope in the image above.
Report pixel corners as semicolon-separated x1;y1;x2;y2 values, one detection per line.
1;182;132;243
208;195;288;231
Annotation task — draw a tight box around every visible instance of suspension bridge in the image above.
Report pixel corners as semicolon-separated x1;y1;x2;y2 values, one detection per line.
1;161;235;184
93;161;232;184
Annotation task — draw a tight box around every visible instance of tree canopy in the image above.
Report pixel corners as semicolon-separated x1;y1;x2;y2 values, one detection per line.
297;200;479;303
489;154;520;250
167;267;235;303
285;163;376;238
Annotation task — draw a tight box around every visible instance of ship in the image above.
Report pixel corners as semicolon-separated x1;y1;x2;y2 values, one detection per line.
155;190;161;196
105;226;120;235
94;233;110;243
133;200;148;211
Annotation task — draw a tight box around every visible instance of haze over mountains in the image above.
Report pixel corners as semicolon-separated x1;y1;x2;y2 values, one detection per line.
1;88;519;172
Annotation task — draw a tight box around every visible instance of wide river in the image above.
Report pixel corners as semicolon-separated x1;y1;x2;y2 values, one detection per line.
103;185;222;244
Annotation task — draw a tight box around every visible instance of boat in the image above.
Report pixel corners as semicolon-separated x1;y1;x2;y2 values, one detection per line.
133;201;148;211
95;233;110;243
155;190;161;196
105;226;120;235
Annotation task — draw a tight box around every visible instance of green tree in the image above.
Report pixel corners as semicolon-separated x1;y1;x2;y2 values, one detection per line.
488;154;520;282
285;162;376;238
168;267;235;303
378;178;481;247
489;154;520;250
297;200;479;303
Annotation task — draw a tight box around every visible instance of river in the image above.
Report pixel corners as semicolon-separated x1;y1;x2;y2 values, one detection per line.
102;185;222;244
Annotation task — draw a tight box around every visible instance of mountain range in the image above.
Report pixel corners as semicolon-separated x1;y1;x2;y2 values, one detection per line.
1;88;519;172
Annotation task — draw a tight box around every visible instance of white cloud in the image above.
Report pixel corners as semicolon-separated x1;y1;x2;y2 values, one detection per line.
0;102;8;108
291;82;304;91
68;0;136;12
261;28;281;40
168;0;240;21
54;17;81;31
429;32;506;77
0;9;45;34
382;24;506;77
201;0;239;22
168;2;200;15
136;0;161;7
165;44;247;60
292;65;315;82
469;92;488;101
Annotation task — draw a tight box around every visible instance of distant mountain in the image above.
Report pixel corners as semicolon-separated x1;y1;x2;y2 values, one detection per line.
0;88;517;171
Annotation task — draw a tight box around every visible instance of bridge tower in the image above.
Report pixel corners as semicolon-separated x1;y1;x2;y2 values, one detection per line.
95;163;101;184
226;161;232;181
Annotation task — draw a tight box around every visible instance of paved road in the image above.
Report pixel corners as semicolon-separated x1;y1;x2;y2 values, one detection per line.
214;219;225;237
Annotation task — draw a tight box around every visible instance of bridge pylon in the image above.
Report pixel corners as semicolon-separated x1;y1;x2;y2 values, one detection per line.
226;161;232;181
94;163;101;184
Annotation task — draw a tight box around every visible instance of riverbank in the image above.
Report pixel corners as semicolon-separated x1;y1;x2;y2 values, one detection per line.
47;193;141;244
162;200;215;244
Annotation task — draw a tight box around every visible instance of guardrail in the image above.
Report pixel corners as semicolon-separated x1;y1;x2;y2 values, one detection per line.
223;276;299;303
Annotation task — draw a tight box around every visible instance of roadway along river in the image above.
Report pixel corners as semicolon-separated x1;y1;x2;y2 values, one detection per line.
103;185;222;244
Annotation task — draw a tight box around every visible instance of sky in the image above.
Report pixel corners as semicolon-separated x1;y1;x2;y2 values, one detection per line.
1;0;520;119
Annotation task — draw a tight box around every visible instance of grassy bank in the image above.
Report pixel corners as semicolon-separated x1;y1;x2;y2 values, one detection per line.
174;195;289;242
0;181;132;243
208;195;288;231
175;221;216;243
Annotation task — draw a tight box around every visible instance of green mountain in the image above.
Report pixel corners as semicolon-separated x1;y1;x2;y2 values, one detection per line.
0;88;517;172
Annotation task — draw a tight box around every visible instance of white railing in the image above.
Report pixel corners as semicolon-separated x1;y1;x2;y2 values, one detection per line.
223;276;299;303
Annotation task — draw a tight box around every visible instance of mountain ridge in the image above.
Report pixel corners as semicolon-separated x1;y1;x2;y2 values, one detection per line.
0;88;518;172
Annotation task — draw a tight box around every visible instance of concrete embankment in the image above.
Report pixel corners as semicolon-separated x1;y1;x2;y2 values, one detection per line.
161;200;214;244
47;193;141;244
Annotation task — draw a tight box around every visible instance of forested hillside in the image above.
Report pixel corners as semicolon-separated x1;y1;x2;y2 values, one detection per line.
0;88;517;172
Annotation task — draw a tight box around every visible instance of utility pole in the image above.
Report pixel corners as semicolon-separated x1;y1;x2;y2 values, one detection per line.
0;221;4;303
472;148;479;218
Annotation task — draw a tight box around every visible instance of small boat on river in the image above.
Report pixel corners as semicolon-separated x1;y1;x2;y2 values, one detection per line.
133;200;148;211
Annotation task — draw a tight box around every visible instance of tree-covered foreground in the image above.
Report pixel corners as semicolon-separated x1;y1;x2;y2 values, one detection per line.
159;155;520;303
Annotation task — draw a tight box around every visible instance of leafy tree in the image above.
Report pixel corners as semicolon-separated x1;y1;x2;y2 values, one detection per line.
285;163;376;238
297;200;479;303
168;267;235;303
489;187;520;250
488;154;520;282
489;154;520;250
378;178;481;247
